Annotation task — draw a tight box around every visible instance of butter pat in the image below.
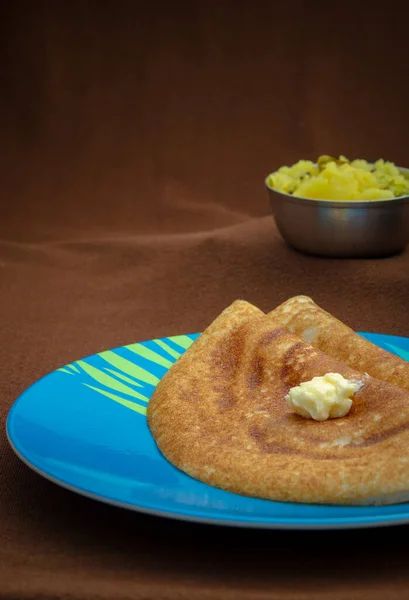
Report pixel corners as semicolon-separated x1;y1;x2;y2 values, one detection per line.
285;373;363;421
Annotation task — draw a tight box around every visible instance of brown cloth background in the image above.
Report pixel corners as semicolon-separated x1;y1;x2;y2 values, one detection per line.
2;2;409;598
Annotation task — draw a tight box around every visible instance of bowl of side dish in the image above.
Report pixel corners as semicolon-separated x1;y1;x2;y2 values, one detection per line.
265;156;409;258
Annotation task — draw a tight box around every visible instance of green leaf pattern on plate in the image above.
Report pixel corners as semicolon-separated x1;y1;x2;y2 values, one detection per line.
384;343;409;362
57;336;195;416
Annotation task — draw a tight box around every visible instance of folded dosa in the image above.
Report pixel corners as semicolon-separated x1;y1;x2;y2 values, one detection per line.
148;301;409;505
267;295;409;392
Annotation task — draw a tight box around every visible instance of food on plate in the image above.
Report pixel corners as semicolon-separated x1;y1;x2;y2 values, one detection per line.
266;155;409;200
148;299;409;505
267;295;409;392
285;372;363;421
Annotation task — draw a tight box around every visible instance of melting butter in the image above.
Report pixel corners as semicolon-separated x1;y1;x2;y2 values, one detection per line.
285;373;364;422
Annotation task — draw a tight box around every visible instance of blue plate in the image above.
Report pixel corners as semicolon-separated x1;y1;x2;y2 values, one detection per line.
7;331;409;530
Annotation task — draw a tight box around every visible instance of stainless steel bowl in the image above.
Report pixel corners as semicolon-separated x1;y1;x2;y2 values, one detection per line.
265;166;409;258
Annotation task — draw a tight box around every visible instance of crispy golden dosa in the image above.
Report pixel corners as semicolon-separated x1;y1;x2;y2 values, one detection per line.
148;302;409;505
267;295;409;391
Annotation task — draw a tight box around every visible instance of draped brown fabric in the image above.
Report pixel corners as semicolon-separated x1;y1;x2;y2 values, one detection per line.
1;2;409;598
